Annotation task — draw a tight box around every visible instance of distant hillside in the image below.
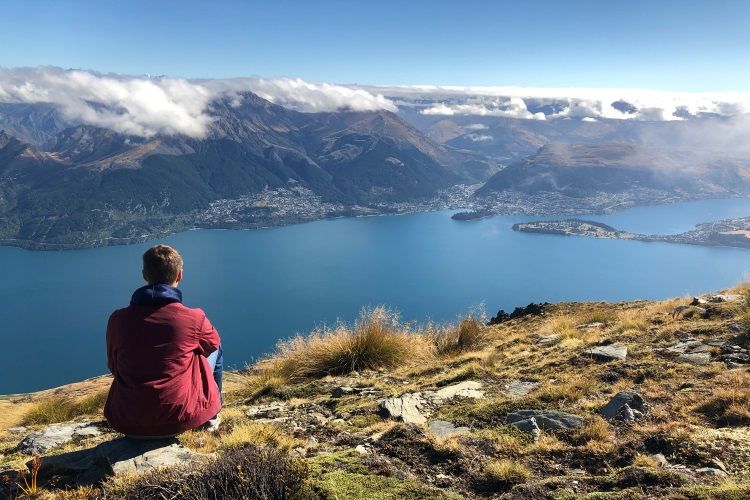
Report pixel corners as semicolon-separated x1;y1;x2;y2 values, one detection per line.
0;93;498;249
474;142;750;198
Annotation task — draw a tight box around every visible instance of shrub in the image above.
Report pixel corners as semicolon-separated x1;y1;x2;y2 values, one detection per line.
428;310;488;355
273;306;427;380
97;445;312;500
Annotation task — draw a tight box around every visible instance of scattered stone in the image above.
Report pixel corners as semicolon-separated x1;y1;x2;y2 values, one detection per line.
431;381;484;401
507;410;586;431
651;453;670;468
671;305;707;319
427;420;470;439
18;422;102;455
331;386;355;397
677;352;711;365
503;380;539;398
614;404;642;422
690;297;709;306
537;334;561;345
584;345;628;362
600;391;647;421
666;338;711;354
379;394;427;425
708;294;741;303
354;445;369;455
31;437;205;486
331;386;377;398
6;427;27;435
710;458;727;472
695;467;728;478
246;402;288;419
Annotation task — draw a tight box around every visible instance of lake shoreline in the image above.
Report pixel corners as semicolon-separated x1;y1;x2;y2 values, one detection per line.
5;192;748;252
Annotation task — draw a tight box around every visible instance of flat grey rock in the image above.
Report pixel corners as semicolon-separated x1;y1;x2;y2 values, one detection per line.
504;380;539;398
427;420;470;438
667;339;706;355
600;391;647;420
431;381;484;401
18;422;102;455
695;467;728;478
506;409;586;431
678;352;711;365
585;345;627;361
30;437;206;486
537;334;560;345
379;394;427;424
246;402;288;419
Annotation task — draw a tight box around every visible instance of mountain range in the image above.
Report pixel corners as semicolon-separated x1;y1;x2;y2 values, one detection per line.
2;91;750;248
0;92;496;248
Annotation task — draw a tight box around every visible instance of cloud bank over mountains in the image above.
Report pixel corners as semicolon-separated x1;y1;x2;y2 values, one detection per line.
1;66;749;138
363;84;750;122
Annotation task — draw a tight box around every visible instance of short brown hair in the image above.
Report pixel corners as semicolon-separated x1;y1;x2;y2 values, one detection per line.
142;244;183;284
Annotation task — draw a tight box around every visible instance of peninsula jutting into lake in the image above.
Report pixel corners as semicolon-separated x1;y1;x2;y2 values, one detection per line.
513;215;750;249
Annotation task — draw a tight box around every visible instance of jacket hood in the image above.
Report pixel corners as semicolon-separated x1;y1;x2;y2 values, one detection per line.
130;284;183;306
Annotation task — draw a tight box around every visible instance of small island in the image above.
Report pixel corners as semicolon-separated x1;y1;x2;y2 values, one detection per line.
513;217;750;249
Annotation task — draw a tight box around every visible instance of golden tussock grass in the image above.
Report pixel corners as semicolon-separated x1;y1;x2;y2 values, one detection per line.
219;421;300;451
694;371;750;426
270;306;433;381
21;389;109;426
427;310;489;355
481;459;531;486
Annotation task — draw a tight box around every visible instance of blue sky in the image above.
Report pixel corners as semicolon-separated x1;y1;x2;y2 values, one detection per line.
2;0;749;91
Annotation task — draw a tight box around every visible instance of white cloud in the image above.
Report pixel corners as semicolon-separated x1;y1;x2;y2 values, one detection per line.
0;67;214;137
205;77;396;114
464;123;488;130
355;84;750;122
0;67;397;138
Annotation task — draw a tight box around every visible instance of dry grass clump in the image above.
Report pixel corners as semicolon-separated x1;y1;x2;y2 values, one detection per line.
571;417;617;454
220;421;300;451
97;445;311;500
480;459;530;489
535;374;597;405
632;453;661;469
474;426;532;455
269;306;432;381
21;390;108;425
577;309;618;325
428;310;489;355
694;372;750;426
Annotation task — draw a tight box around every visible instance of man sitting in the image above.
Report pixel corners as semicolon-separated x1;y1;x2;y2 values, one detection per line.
104;244;223;438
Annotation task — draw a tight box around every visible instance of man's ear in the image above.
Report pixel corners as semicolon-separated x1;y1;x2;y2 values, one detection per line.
176;268;184;284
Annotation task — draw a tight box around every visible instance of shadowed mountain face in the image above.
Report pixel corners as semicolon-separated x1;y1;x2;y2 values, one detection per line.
475;142;750;198
0;92;498;247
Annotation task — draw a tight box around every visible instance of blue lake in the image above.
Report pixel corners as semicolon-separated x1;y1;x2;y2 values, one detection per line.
3;197;750;394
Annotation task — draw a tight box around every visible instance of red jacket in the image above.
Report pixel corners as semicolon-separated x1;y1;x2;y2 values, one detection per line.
104;284;221;437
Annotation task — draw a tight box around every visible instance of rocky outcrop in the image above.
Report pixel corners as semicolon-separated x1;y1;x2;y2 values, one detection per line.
427;420;470;438
379;381;485;425
379;394;428;425
30;437;206;486
506;410;586;431
18;422;102;455
600;391;647;421
584;345;628;361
